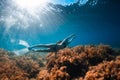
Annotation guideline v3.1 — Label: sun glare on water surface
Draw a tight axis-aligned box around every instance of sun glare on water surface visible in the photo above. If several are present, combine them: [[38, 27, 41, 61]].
[[14, 0, 49, 10], [0, 0, 63, 34]]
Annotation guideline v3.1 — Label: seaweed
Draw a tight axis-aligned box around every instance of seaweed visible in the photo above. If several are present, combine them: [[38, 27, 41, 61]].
[[37, 66, 70, 80], [0, 49, 43, 79], [39, 44, 120, 79], [0, 44, 120, 80], [0, 52, 29, 79], [84, 60, 120, 80], [15, 56, 40, 78]]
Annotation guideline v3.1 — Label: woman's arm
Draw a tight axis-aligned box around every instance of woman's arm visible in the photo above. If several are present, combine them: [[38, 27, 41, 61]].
[[60, 34, 76, 45]]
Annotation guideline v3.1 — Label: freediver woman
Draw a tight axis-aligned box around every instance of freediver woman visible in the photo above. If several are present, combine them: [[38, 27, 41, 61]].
[[28, 34, 76, 52]]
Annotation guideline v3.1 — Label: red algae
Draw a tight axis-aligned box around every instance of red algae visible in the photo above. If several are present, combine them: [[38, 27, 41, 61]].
[[84, 60, 120, 80], [0, 49, 43, 79], [0, 44, 120, 80], [0, 54, 29, 79], [37, 66, 70, 80], [38, 44, 120, 80], [15, 56, 40, 78]]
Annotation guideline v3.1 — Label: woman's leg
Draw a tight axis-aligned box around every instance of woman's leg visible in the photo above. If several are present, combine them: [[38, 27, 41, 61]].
[[28, 43, 56, 50]]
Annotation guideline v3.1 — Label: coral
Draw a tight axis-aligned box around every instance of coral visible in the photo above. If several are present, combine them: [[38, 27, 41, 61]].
[[84, 60, 120, 80]]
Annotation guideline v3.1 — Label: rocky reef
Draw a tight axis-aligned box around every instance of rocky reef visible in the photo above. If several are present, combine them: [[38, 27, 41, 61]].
[[0, 44, 120, 80]]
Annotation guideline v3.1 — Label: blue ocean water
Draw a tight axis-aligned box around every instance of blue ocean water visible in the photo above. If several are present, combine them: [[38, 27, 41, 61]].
[[0, 0, 120, 51]]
